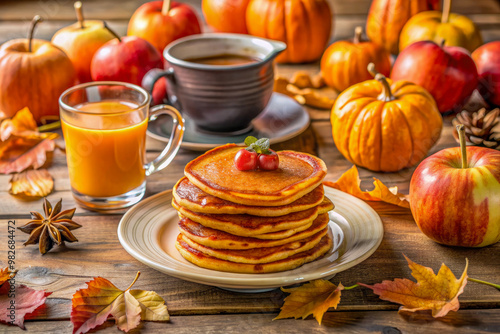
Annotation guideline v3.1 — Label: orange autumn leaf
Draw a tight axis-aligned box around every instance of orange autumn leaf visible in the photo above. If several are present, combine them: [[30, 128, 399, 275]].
[[71, 272, 169, 334], [0, 107, 59, 174], [359, 255, 468, 318], [0, 267, 16, 286], [9, 169, 54, 199], [274, 280, 344, 325], [324, 165, 410, 209], [0, 107, 38, 141]]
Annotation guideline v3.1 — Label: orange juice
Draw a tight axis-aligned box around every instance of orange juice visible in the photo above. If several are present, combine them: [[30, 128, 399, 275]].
[[62, 101, 148, 197]]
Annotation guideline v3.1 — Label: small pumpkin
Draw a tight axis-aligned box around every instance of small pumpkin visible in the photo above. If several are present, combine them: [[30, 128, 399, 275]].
[[320, 26, 391, 92], [331, 64, 443, 172], [366, 0, 439, 55], [399, 0, 482, 53], [202, 0, 250, 34], [246, 0, 332, 63]]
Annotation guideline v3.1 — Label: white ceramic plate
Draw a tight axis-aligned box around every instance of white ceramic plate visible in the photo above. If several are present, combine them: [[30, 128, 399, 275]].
[[117, 187, 383, 292]]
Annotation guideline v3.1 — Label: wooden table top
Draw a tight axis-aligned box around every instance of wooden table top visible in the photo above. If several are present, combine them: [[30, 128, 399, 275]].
[[1, 0, 500, 333]]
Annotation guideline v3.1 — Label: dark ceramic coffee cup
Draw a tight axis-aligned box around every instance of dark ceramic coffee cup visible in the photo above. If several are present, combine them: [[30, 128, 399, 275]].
[[143, 33, 286, 133]]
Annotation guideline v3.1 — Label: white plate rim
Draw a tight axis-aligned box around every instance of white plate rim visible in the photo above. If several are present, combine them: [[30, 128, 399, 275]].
[[117, 187, 383, 289]]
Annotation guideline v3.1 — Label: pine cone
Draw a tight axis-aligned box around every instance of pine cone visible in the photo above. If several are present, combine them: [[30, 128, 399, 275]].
[[452, 108, 500, 150]]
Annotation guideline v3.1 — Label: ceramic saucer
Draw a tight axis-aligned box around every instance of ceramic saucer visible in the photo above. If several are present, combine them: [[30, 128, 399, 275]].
[[147, 93, 310, 151]]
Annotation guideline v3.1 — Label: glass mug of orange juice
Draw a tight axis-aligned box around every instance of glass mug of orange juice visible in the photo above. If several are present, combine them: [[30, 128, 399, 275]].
[[59, 82, 184, 211]]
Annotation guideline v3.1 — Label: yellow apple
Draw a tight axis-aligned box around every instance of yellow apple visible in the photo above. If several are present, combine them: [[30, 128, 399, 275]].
[[52, 2, 114, 83]]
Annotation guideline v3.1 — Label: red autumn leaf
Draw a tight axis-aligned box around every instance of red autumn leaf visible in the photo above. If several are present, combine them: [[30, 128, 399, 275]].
[[275, 280, 344, 325], [0, 281, 51, 329], [0, 107, 59, 174], [359, 255, 468, 317], [324, 165, 410, 208], [71, 277, 124, 334]]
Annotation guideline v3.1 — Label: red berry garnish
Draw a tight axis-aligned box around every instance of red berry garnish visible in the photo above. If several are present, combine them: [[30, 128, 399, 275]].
[[258, 149, 279, 170], [234, 148, 258, 171]]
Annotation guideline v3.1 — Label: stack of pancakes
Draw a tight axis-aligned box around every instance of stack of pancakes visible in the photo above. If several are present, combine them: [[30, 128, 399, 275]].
[[173, 144, 333, 274]]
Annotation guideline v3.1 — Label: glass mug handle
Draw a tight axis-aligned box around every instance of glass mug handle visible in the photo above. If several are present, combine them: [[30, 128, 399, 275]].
[[144, 105, 185, 176]]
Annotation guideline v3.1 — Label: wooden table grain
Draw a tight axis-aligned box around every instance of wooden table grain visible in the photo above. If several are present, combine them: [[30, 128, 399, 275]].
[[0, 0, 500, 333]]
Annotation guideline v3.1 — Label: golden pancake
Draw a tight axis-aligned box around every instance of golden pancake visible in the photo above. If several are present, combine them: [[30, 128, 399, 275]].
[[184, 144, 327, 206], [178, 213, 329, 249], [179, 227, 327, 264], [176, 234, 332, 274], [173, 177, 326, 216], [173, 198, 334, 237]]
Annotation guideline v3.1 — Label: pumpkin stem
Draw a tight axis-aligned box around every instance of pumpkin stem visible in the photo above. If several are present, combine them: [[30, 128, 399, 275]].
[[442, 0, 451, 24], [368, 63, 394, 101], [456, 124, 468, 168], [28, 15, 43, 53], [162, 0, 171, 15], [102, 21, 121, 42], [353, 26, 363, 44], [74, 1, 84, 29]]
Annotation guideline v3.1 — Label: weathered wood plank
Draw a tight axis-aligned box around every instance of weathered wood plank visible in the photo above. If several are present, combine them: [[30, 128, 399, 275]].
[[3, 309, 498, 334], [2, 14, 500, 45], [1, 207, 498, 320], [0, 0, 498, 21]]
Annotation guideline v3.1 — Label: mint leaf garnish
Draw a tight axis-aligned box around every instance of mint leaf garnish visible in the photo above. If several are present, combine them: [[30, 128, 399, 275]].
[[244, 136, 272, 154], [244, 136, 258, 146]]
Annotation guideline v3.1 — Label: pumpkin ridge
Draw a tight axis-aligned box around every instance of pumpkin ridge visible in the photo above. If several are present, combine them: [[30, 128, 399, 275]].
[[392, 100, 414, 168]]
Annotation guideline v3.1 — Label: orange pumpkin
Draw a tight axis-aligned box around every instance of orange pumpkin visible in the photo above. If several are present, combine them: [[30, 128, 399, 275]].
[[399, 0, 483, 53], [320, 26, 391, 92], [366, 0, 440, 54], [331, 64, 443, 172], [202, 0, 250, 34], [246, 0, 332, 63]]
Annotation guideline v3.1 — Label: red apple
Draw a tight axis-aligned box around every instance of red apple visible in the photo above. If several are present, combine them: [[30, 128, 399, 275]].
[[409, 125, 500, 247], [0, 16, 76, 123], [52, 2, 115, 83], [91, 24, 163, 86], [472, 41, 500, 106], [391, 41, 478, 114], [127, 0, 202, 54]]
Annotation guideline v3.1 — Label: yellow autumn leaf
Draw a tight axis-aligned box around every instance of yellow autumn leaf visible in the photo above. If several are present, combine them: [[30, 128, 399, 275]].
[[9, 169, 54, 199], [274, 280, 344, 325], [359, 255, 468, 317], [324, 165, 410, 209], [110, 290, 142, 332], [129, 290, 170, 322]]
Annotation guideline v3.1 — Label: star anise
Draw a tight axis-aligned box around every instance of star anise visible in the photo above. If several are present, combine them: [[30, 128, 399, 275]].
[[17, 198, 81, 254]]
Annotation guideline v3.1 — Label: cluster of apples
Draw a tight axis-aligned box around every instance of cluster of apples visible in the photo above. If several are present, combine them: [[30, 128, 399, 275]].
[[0, 0, 202, 124]]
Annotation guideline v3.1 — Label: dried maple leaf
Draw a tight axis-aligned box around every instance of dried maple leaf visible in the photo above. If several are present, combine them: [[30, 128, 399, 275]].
[[359, 255, 469, 317], [274, 280, 344, 325], [0, 282, 51, 329], [71, 272, 169, 334], [324, 165, 410, 209], [0, 107, 58, 174], [9, 169, 54, 199]]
